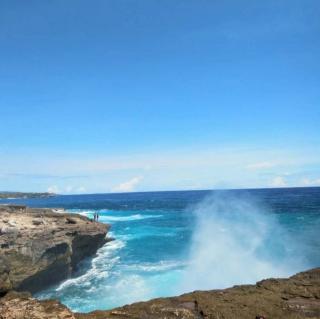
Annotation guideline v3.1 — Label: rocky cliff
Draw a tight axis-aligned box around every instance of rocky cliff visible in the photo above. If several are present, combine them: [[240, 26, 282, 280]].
[[1, 268, 319, 318], [0, 205, 109, 295]]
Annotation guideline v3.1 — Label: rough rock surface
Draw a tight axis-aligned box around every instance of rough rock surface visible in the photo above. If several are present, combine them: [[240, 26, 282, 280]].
[[0, 205, 109, 295], [1, 268, 319, 319], [77, 267, 320, 319], [0, 291, 75, 319]]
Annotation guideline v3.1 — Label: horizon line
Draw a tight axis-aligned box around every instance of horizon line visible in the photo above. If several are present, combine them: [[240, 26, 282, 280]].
[[1, 185, 320, 197]]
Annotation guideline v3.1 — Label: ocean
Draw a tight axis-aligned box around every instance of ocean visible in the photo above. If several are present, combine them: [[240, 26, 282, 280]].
[[1, 187, 320, 313]]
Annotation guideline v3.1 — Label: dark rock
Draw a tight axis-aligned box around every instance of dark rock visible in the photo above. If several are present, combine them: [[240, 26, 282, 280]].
[[66, 217, 77, 225], [32, 219, 43, 226]]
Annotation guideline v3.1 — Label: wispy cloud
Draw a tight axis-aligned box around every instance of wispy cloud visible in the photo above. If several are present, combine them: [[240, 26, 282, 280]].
[[47, 185, 87, 194], [300, 178, 320, 187], [47, 185, 60, 193], [6, 173, 88, 179], [246, 161, 276, 170], [1, 146, 319, 193], [270, 176, 287, 187], [111, 176, 143, 193]]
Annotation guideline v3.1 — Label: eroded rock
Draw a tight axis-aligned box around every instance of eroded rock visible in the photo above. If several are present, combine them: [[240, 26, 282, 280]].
[[0, 291, 75, 319], [77, 268, 320, 319], [0, 205, 110, 295], [0, 267, 319, 318]]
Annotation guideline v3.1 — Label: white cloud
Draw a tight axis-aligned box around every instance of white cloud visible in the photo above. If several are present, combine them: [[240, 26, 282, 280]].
[[63, 185, 87, 194], [111, 176, 143, 193], [47, 185, 87, 194], [270, 176, 287, 187], [246, 161, 276, 170], [301, 178, 320, 186], [3, 146, 318, 193], [77, 186, 87, 193], [47, 185, 60, 193]]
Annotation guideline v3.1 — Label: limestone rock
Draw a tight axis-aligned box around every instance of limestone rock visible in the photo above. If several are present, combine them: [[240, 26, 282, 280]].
[[78, 268, 320, 319], [0, 291, 75, 319], [0, 205, 109, 295], [0, 267, 319, 319]]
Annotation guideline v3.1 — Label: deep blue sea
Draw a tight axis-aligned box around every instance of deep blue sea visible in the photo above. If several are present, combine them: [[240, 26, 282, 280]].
[[1, 188, 320, 312]]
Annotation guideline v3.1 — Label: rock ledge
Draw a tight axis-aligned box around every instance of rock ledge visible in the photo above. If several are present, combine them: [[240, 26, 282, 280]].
[[0, 205, 109, 295]]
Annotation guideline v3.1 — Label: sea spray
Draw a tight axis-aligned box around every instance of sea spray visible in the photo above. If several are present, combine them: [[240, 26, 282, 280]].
[[180, 192, 307, 291]]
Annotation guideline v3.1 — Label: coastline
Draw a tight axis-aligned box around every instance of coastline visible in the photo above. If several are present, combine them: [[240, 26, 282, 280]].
[[0, 192, 56, 200], [1, 268, 319, 318], [1, 204, 319, 318]]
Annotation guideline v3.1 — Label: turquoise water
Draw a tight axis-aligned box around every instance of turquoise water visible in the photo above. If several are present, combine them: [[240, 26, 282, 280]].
[[2, 188, 320, 312]]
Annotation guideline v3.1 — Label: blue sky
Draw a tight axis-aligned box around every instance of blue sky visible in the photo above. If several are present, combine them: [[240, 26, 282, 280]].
[[0, 0, 319, 193]]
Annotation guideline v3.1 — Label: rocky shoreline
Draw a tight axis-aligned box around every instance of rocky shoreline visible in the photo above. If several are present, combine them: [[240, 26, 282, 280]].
[[0, 268, 319, 318], [0, 205, 319, 318], [0, 205, 109, 295]]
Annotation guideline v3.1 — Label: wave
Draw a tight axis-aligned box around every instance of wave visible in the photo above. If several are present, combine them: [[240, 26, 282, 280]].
[[69, 210, 162, 222], [55, 239, 125, 291], [70, 210, 94, 217], [122, 260, 187, 273], [99, 214, 162, 222]]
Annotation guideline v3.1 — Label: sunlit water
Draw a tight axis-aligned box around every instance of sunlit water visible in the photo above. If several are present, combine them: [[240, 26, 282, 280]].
[[2, 188, 320, 312]]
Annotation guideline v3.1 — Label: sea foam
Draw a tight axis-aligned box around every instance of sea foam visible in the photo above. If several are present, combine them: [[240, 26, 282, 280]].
[[55, 239, 125, 291], [100, 214, 162, 222]]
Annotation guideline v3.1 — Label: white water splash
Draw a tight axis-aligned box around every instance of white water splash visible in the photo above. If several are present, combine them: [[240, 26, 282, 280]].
[[180, 192, 307, 291], [55, 239, 125, 291]]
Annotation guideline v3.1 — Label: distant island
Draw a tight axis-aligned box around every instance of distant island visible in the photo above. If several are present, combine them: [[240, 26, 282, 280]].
[[0, 192, 56, 199]]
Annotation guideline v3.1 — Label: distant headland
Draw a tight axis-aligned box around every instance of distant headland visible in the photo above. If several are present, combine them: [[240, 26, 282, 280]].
[[0, 192, 56, 199]]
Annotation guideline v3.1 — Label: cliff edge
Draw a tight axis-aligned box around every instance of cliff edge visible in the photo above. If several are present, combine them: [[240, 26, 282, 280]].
[[0, 205, 109, 295]]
